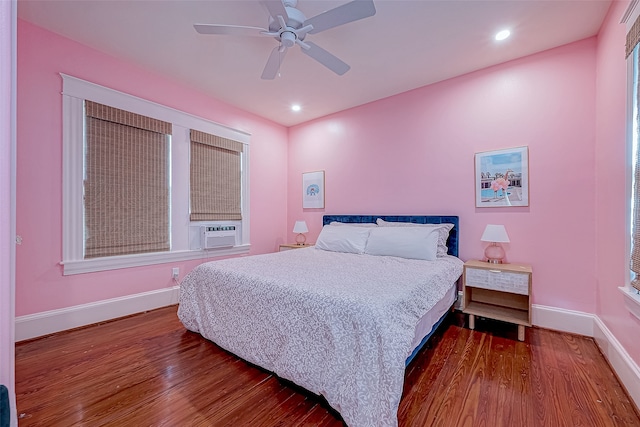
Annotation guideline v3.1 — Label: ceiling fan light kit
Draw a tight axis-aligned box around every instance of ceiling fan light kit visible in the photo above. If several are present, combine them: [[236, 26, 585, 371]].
[[194, 0, 376, 79]]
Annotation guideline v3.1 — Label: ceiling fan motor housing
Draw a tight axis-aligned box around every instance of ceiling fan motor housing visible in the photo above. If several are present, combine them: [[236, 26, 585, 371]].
[[284, 7, 305, 29], [268, 5, 307, 44]]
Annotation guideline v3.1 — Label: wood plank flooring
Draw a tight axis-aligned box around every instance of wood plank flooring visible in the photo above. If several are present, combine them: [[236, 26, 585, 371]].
[[15, 306, 640, 426]]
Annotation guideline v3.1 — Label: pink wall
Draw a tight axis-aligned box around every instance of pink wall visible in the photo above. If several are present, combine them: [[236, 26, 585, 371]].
[[289, 38, 598, 313], [1, 0, 16, 422], [595, 0, 640, 363], [16, 20, 289, 316]]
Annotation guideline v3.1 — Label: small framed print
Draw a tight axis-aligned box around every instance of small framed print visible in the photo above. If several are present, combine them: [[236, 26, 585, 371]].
[[303, 171, 325, 209], [475, 146, 529, 208]]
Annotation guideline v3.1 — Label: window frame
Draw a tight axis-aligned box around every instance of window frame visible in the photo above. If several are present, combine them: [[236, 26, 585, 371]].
[[61, 74, 250, 275], [624, 3, 640, 319]]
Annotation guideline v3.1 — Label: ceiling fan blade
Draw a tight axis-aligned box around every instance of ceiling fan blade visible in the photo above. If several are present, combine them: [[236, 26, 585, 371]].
[[261, 46, 287, 80], [305, 0, 376, 34], [261, 0, 289, 21], [300, 41, 350, 76], [194, 24, 268, 37]]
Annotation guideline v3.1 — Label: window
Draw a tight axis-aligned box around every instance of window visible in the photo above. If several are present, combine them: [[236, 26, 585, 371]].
[[189, 130, 243, 221], [84, 101, 171, 258], [630, 15, 640, 293], [625, 7, 640, 320], [61, 74, 250, 275]]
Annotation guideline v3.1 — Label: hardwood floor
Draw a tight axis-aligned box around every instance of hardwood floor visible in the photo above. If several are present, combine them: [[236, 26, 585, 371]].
[[15, 306, 640, 426]]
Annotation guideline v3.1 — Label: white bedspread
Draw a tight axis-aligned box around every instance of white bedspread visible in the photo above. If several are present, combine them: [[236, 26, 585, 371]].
[[177, 247, 463, 427]]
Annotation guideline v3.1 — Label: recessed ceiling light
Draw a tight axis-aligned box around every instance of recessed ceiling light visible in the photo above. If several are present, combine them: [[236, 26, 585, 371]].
[[495, 29, 511, 41], [291, 104, 301, 112]]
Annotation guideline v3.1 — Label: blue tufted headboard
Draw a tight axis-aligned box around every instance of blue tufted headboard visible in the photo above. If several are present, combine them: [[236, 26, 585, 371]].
[[322, 215, 459, 258]]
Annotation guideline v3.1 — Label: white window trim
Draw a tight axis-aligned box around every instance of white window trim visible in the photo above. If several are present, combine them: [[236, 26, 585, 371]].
[[619, 286, 640, 321], [61, 246, 251, 275], [61, 74, 251, 275]]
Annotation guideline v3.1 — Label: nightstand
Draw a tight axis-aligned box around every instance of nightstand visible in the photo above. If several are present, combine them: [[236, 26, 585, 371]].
[[462, 260, 532, 341], [279, 244, 313, 251]]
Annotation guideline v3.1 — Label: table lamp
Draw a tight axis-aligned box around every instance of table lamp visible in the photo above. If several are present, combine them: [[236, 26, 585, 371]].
[[480, 224, 510, 264], [293, 220, 309, 245]]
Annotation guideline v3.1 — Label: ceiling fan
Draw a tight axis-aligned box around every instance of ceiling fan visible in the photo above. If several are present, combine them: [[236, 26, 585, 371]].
[[194, 0, 376, 80]]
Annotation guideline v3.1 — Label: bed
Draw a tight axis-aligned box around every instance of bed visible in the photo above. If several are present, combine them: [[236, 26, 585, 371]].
[[178, 215, 463, 427]]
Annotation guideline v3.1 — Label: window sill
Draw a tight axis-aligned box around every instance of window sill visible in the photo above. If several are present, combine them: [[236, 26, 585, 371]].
[[61, 245, 250, 275], [619, 286, 640, 321]]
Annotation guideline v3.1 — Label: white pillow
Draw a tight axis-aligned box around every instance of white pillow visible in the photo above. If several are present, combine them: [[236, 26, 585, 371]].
[[329, 221, 377, 227], [364, 227, 438, 260], [375, 219, 454, 257], [315, 225, 372, 254]]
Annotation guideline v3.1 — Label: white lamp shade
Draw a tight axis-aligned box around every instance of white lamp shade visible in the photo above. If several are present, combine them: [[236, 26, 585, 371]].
[[293, 220, 309, 234], [480, 224, 510, 243]]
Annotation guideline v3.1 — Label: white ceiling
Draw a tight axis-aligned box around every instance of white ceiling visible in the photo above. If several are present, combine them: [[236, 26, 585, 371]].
[[18, 0, 612, 127]]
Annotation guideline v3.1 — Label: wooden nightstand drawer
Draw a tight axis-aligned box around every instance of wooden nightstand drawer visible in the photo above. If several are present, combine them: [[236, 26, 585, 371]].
[[465, 267, 529, 295]]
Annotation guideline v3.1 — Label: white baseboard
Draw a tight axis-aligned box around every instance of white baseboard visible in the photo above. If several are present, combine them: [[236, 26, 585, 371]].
[[592, 316, 640, 409], [15, 286, 179, 341], [531, 304, 595, 337], [532, 304, 640, 409]]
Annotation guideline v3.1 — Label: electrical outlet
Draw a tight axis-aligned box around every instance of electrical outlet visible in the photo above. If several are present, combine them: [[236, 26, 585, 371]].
[[172, 267, 179, 279]]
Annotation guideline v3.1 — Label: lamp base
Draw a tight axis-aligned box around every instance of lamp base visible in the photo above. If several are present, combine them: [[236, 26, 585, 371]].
[[295, 233, 307, 245], [484, 243, 505, 264]]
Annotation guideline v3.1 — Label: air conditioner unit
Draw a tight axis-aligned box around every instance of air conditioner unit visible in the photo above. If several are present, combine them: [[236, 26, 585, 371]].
[[202, 225, 236, 249]]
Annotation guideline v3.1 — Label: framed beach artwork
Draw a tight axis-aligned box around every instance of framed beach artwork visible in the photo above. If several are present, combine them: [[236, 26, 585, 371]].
[[475, 146, 529, 208], [303, 170, 325, 209]]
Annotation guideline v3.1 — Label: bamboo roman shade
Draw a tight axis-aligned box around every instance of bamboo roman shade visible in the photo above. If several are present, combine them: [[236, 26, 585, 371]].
[[627, 13, 640, 58], [84, 101, 171, 258], [190, 129, 243, 221]]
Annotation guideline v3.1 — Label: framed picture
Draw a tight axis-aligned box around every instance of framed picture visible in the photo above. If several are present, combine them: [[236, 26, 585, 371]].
[[303, 170, 325, 209], [475, 146, 529, 208]]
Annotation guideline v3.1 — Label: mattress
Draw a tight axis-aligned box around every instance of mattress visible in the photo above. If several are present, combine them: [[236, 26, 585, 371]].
[[178, 247, 463, 427], [410, 282, 457, 351]]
